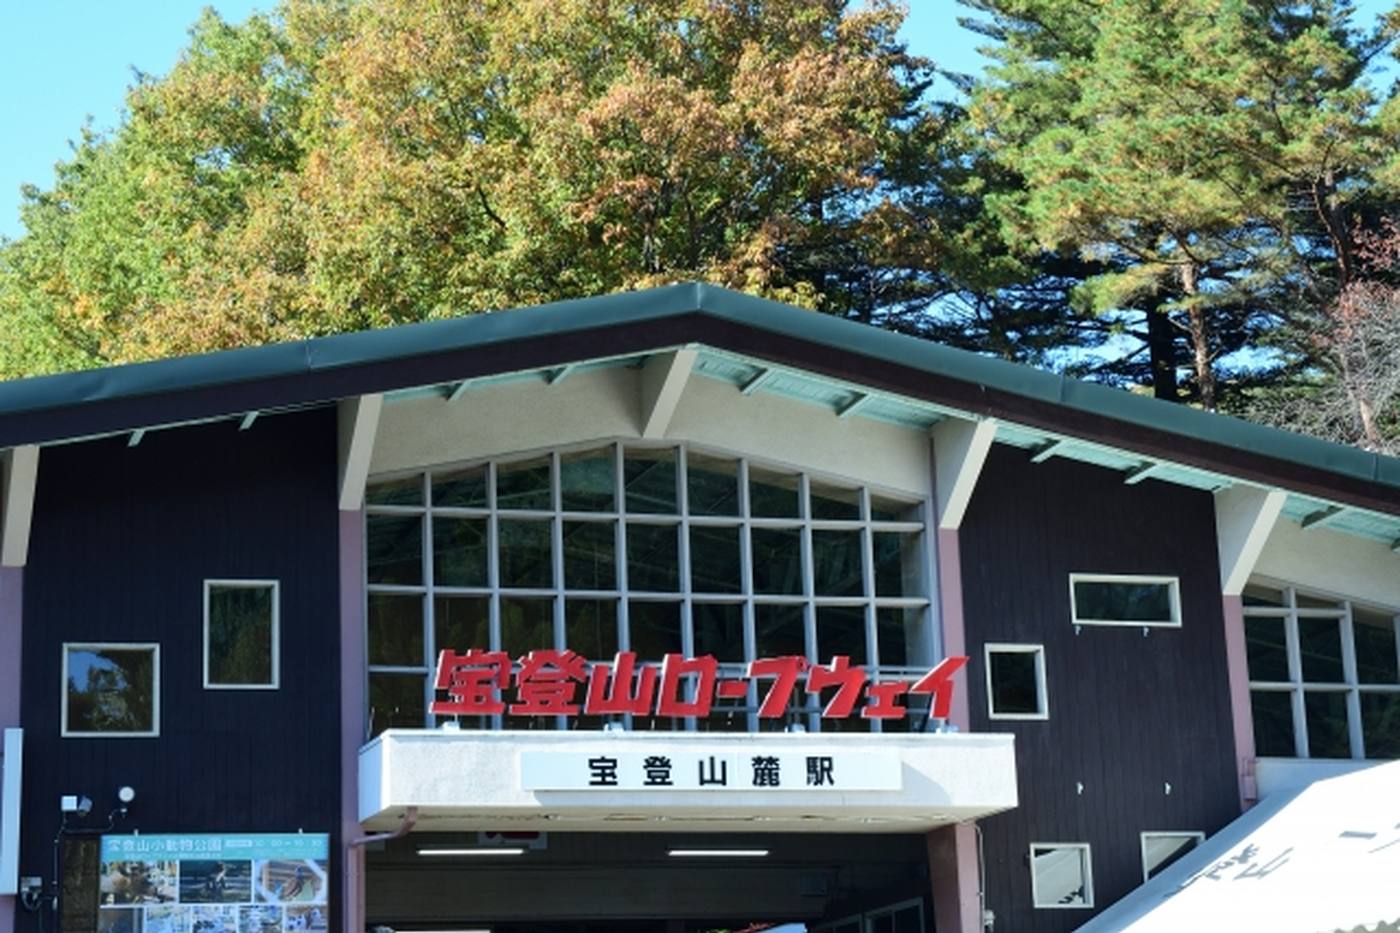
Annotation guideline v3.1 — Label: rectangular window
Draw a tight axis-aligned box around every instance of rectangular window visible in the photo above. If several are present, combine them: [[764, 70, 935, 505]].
[[1030, 843, 1093, 908], [62, 644, 159, 737], [1243, 581, 1400, 760], [985, 644, 1049, 720], [204, 580, 279, 689], [1140, 831, 1203, 881], [1070, 574, 1181, 627]]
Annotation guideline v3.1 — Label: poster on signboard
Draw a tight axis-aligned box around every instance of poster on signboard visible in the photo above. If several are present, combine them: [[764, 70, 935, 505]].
[[98, 833, 329, 932]]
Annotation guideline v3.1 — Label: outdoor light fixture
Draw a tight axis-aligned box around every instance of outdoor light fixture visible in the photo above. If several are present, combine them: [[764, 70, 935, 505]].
[[59, 795, 92, 817], [415, 847, 527, 857], [117, 786, 136, 804], [666, 848, 770, 858]]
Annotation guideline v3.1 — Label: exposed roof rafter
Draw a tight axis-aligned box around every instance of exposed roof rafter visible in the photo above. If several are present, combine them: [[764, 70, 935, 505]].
[[239, 411, 259, 431], [740, 368, 776, 396], [1123, 462, 1162, 485], [1300, 505, 1346, 530], [1029, 439, 1066, 464], [836, 393, 872, 419]]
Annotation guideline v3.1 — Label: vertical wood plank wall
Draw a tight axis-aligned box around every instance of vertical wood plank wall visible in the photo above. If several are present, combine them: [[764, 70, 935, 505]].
[[17, 410, 342, 928], [961, 447, 1241, 933]]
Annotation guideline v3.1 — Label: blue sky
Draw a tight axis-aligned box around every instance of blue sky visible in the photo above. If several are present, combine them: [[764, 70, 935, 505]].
[[0, 0, 1391, 241]]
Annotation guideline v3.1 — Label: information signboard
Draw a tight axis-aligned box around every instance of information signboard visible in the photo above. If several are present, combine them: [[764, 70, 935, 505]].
[[97, 833, 329, 932]]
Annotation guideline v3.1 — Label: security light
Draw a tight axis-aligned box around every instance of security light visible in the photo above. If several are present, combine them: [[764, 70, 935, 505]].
[[59, 795, 92, 817]]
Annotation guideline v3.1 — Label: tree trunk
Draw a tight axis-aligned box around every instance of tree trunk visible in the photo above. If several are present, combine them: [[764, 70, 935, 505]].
[[1146, 305, 1178, 401], [1180, 262, 1216, 411]]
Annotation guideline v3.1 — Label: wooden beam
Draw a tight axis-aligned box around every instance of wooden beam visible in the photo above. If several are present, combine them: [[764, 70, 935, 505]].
[[338, 394, 384, 511], [127, 429, 146, 448], [932, 417, 998, 531], [239, 411, 260, 431], [1029, 439, 1066, 463], [545, 363, 577, 386], [446, 380, 471, 403], [836, 393, 873, 419], [1391, 537, 1400, 554], [739, 368, 775, 396], [1214, 485, 1287, 596], [1300, 505, 1346, 530], [1, 446, 39, 568], [1123, 461, 1161, 485], [639, 349, 697, 439]]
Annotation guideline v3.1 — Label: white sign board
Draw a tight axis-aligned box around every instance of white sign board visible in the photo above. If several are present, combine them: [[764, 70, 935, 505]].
[[521, 750, 901, 792], [0, 728, 21, 896]]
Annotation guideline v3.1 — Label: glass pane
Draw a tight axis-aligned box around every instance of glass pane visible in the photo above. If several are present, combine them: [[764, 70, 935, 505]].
[[433, 517, 488, 587], [501, 597, 554, 658], [628, 601, 682, 660], [624, 448, 677, 514], [566, 599, 618, 660], [1361, 692, 1400, 758], [1298, 618, 1344, 682], [812, 530, 864, 597], [1304, 690, 1351, 758], [1073, 579, 1174, 623], [870, 916, 894, 933], [560, 447, 615, 512], [1242, 583, 1286, 608], [368, 594, 424, 666], [815, 606, 866, 665], [498, 519, 553, 589], [65, 648, 156, 733], [810, 482, 860, 520], [876, 607, 915, 667], [626, 523, 679, 592], [1245, 617, 1290, 682], [687, 452, 739, 516], [693, 602, 746, 662], [434, 596, 489, 656], [366, 475, 422, 506], [870, 493, 920, 522], [1032, 847, 1089, 906], [1297, 592, 1343, 610], [1353, 609, 1399, 685], [690, 525, 741, 594], [432, 465, 487, 508], [1144, 835, 1200, 880], [990, 650, 1041, 716], [749, 467, 799, 518], [366, 514, 422, 585], [874, 532, 922, 598], [563, 521, 616, 590], [755, 604, 806, 658], [497, 456, 552, 511], [368, 672, 424, 735], [894, 906, 922, 933], [1250, 690, 1296, 756], [207, 585, 274, 685], [751, 528, 802, 595]]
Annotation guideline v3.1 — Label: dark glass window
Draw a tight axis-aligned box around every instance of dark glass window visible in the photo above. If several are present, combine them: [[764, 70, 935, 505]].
[[1250, 689, 1296, 756], [694, 602, 746, 662], [690, 525, 741, 594], [434, 596, 489, 654], [566, 599, 618, 660], [498, 519, 553, 589], [1353, 609, 1398, 685], [1304, 690, 1351, 758], [1245, 617, 1290, 682], [1072, 578, 1176, 624], [626, 523, 679, 592], [206, 584, 275, 686], [560, 447, 614, 512], [755, 604, 806, 658], [367, 475, 423, 506], [988, 648, 1043, 717], [432, 465, 487, 508], [624, 448, 677, 513], [687, 452, 738, 516], [369, 672, 425, 736], [500, 598, 554, 658], [1298, 618, 1344, 682], [750, 468, 800, 518], [873, 532, 921, 597], [628, 601, 682, 660], [64, 646, 157, 735], [877, 607, 914, 667], [809, 482, 860, 520], [1361, 693, 1400, 758], [366, 514, 422, 585], [433, 517, 488, 587], [816, 606, 866, 665], [368, 594, 424, 666], [752, 528, 802, 595], [563, 521, 616, 590], [812, 530, 863, 597], [497, 456, 552, 510]]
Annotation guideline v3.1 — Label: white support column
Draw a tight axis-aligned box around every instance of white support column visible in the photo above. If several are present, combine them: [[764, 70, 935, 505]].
[[1, 446, 39, 569], [1214, 484, 1287, 596], [338, 394, 384, 511], [638, 348, 697, 439], [931, 418, 997, 531]]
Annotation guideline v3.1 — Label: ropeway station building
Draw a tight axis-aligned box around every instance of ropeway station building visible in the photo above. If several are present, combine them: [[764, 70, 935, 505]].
[[0, 282, 1396, 933]]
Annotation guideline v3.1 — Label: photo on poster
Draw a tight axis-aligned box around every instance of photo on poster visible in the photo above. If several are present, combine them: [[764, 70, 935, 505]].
[[256, 860, 328, 904], [99, 860, 178, 905], [284, 905, 328, 930], [96, 908, 143, 933], [141, 905, 183, 933], [178, 860, 252, 904], [238, 904, 284, 932], [188, 905, 239, 933]]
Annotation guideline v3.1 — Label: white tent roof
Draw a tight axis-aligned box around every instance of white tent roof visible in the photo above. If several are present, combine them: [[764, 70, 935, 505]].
[[1081, 760, 1400, 933]]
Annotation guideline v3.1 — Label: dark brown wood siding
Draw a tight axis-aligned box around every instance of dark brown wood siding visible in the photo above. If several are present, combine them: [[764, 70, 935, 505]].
[[960, 446, 1240, 933], [17, 408, 341, 926]]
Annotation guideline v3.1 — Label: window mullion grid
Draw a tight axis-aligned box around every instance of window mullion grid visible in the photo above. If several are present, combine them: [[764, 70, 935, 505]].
[[1341, 600, 1363, 758], [860, 486, 880, 734], [1285, 587, 1308, 757], [551, 450, 567, 731], [677, 446, 696, 732], [738, 457, 758, 732], [421, 471, 436, 728], [487, 459, 503, 730], [613, 443, 632, 729], [799, 472, 818, 731]]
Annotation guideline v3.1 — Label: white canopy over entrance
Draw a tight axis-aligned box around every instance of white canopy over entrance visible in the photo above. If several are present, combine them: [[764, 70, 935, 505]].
[[359, 729, 1017, 833], [1082, 760, 1400, 933]]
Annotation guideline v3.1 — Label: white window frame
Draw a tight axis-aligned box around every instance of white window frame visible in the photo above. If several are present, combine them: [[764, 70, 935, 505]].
[[1139, 831, 1204, 882], [60, 643, 160, 738], [1029, 842, 1094, 909], [985, 643, 1049, 721], [1069, 573, 1182, 628], [203, 579, 281, 690]]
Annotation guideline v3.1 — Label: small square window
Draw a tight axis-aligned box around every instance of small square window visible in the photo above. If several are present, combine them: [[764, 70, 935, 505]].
[[205, 581, 279, 689], [1070, 574, 1181, 627], [1030, 843, 1093, 908], [1140, 832, 1203, 881], [985, 644, 1048, 720], [62, 644, 159, 737]]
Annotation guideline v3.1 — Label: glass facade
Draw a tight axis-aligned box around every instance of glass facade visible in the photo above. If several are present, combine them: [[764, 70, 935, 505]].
[[365, 443, 932, 735]]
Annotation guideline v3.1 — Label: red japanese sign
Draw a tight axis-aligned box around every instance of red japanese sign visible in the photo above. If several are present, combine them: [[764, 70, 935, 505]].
[[429, 650, 968, 721]]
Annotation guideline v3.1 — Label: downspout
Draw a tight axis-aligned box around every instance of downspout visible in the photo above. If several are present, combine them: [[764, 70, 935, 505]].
[[349, 807, 418, 848]]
